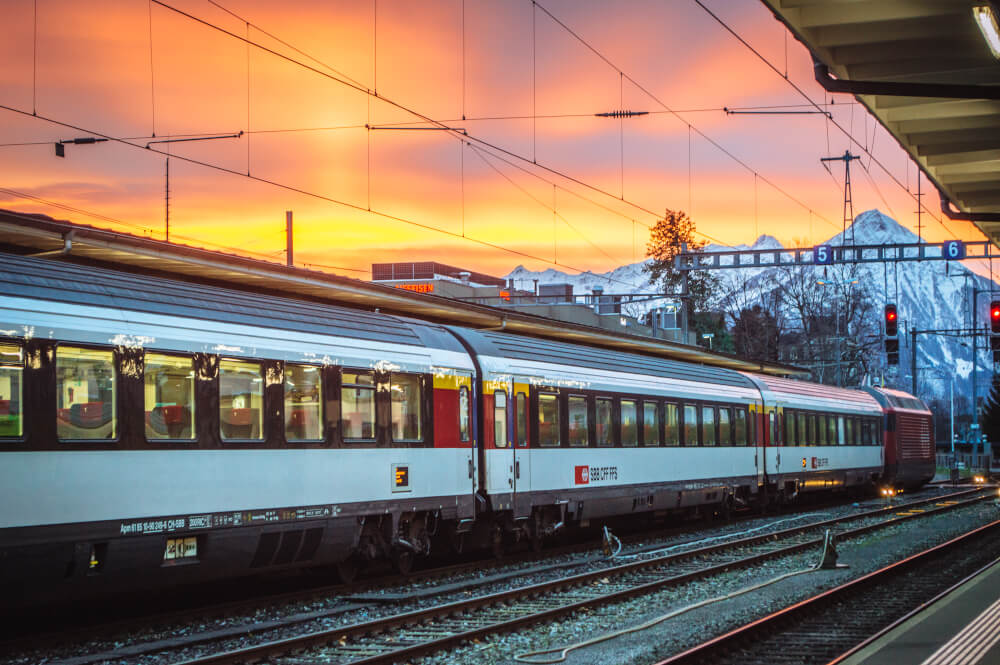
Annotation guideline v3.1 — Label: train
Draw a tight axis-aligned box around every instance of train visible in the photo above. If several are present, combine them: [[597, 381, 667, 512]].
[[0, 252, 935, 609]]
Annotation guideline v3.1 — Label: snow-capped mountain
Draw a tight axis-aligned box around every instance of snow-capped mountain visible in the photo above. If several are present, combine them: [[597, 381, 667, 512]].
[[505, 210, 995, 401]]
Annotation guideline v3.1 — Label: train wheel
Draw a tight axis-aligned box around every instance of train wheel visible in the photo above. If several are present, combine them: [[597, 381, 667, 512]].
[[392, 549, 415, 576]]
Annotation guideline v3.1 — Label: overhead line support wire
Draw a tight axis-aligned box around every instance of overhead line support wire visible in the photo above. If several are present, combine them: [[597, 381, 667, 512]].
[[688, 0, 967, 242], [1, 103, 639, 284], [469, 144, 626, 266], [531, 0, 838, 231], [147, 0, 725, 244]]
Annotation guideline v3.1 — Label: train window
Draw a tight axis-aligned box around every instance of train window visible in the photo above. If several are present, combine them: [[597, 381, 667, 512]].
[[621, 400, 638, 447], [844, 417, 854, 446], [665, 402, 679, 446], [0, 343, 23, 438], [827, 416, 837, 446], [390, 373, 423, 441], [718, 407, 731, 446], [855, 418, 863, 445], [219, 359, 263, 441], [516, 392, 528, 447], [860, 419, 870, 446], [342, 370, 376, 440], [797, 412, 806, 446], [836, 416, 845, 445], [538, 393, 560, 447], [784, 411, 795, 446], [733, 408, 746, 446], [284, 364, 322, 441], [809, 414, 817, 445], [596, 398, 613, 447], [568, 396, 588, 447], [769, 412, 777, 446], [145, 353, 195, 440], [870, 418, 880, 445], [494, 391, 508, 448], [57, 346, 116, 441], [683, 404, 698, 446], [702, 406, 716, 446], [459, 386, 471, 442], [643, 401, 660, 446]]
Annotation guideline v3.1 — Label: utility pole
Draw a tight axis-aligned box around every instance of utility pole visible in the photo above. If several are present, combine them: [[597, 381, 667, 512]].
[[165, 157, 170, 242], [680, 242, 689, 344], [286, 210, 293, 267], [820, 150, 861, 246], [911, 327, 918, 396]]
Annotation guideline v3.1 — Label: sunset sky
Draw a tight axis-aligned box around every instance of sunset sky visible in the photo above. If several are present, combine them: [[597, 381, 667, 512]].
[[0, 0, 989, 278]]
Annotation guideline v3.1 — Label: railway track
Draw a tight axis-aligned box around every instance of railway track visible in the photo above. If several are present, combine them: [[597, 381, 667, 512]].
[[5, 487, 925, 660], [135, 488, 993, 665], [657, 518, 1000, 665]]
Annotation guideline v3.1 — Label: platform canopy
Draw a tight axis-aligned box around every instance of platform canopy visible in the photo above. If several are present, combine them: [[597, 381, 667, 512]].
[[762, 0, 1000, 240]]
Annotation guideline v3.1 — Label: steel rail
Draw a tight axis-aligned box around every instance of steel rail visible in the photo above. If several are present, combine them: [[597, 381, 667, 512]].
[[170, 490, 993, 665], [656, 518, 1000, 665]]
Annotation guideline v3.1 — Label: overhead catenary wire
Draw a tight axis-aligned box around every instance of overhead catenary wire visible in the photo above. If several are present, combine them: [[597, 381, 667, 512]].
[[0, 187, 375, 272], [687, 0, 973, 244], [531, 0, 839, 232], [0, 103, 645, 286], [148, 0, 808, 245], [469, 144, 627, 266]]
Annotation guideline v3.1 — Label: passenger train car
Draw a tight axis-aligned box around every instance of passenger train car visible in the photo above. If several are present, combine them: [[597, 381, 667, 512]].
[[0, 253, 934, 609]]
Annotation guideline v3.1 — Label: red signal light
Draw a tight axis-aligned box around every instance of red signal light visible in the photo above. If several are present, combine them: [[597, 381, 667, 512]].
[[884, 304, 898, 337], [992, 301, 1000, 334]]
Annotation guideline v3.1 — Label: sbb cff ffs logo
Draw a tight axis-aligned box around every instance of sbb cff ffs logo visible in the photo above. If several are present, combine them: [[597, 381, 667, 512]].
[[575, 465, 590, 484]]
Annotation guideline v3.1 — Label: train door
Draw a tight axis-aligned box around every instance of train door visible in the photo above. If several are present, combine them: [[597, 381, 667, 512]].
[[484, 378, 514, 506], [772, 406, 782, 475], [750, 402, 765, 489], [512, 379, 532, 518], [454, 372, 477, 500]]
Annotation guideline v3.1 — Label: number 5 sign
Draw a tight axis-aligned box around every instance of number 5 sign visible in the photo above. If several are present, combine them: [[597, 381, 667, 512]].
[[943, 239, 965, 260], [813, 245, 833, 265]]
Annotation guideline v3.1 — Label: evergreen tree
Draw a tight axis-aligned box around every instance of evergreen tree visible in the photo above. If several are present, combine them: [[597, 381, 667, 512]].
[[643, 209, 720, 322]]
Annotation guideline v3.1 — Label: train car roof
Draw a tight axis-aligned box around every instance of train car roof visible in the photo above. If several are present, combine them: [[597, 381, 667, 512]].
[[452, 327, 758, 389], [742, 373, 883, 413], [863, 387, 931, 414], [0, 253, 466, 354], [0, 210, 810, 377]]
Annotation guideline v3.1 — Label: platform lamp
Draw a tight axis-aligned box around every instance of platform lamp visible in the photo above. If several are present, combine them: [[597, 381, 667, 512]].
[[974, 3, 1000, 59]]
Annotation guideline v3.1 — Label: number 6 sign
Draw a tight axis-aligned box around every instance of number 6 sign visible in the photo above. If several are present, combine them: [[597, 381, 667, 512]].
[[943, 240, 965, 260]]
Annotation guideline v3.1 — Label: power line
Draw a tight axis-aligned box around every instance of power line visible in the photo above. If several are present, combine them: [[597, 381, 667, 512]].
[[0, 103, 647, 285], [0, 186, 371, 270], [144, 0, 751, 245], [687, 0, 974, 244], [531, 0, 840, 232], [468, 143, 627, 266]]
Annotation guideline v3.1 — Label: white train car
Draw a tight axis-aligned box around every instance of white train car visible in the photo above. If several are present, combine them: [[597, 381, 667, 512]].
[[743, 373, 885, 501], [449, 328, 766, 542], [0, 254, 477, 607]]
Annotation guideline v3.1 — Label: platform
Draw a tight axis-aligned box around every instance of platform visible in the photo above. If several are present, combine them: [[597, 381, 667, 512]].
[[840, 556, 1000, 665]]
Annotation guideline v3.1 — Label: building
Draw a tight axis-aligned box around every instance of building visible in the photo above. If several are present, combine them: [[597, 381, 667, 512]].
[[370, 261, 689, 343]]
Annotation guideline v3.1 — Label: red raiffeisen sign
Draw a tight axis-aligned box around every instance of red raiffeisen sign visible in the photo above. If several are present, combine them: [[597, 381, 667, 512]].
[[575, 465, 619, 484]]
